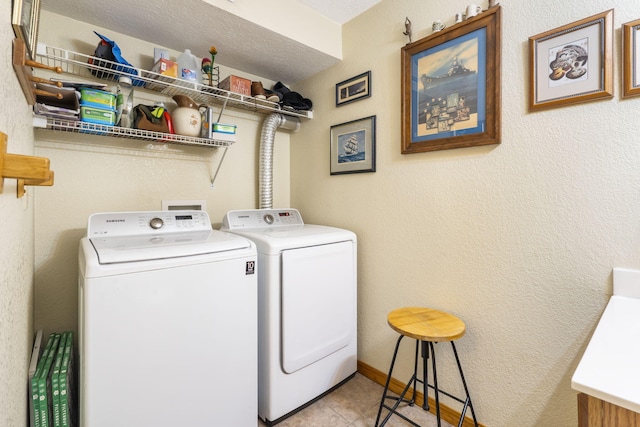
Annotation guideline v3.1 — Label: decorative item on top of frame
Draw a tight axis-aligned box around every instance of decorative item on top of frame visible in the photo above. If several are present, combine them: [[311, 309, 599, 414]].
[[623, 18, 640, 99], [12, 0, 41, 61], [401, 5, 501, 154], [330, 115, 376, 175], [336, 71, 371, 106], [529, 9, 613, 111]]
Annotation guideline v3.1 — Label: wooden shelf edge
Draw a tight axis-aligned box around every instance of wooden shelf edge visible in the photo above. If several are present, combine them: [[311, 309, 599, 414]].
[[13, 39, 36, 105]]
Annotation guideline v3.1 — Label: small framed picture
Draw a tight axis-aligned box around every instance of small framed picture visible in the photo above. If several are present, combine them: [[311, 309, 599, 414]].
[[336, 71, 371, 106], [622, 18, 640, 98], [529, 10, 613, 111], [330, 116, 376, 175]]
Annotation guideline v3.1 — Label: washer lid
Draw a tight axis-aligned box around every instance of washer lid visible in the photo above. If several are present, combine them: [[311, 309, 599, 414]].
[[89, 230, 251, 264], [86, 210, 251, 264]]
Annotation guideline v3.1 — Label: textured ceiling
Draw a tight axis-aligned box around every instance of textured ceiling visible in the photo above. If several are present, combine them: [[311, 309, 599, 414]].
[[299, 0, 381, 24], [39, 0, 381, 83]]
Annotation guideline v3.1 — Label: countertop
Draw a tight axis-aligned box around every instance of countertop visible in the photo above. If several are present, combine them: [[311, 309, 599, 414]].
[[571, 268, 640, 414]]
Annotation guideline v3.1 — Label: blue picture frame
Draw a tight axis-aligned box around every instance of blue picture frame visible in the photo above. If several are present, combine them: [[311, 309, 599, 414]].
[[401, 5, 501, 153]]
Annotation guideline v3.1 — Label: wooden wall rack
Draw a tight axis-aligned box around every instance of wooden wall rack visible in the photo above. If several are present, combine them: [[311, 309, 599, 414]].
[[12, 38, 63, 105], [0, 132, 54, 198]]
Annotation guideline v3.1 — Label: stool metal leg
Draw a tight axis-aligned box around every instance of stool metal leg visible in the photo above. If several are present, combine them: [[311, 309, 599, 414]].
[[374, 335, 403, 427], [451, 342, 478, 427], [429, 341, 442, 427], [375, 335, 421, 427], [410, 339, 419, 405], [421, 340, 429, 411]]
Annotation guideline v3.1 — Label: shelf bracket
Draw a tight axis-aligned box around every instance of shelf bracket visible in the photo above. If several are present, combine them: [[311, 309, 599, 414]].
[[210, 147, 228, 188], [1, 131, 55, 198]]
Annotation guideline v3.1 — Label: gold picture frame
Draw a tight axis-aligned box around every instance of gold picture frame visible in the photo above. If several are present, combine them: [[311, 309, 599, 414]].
[[623, 18, 640, 98], [401, 6, 501, 154], [529, 10, 613, 111], [12, 0, 41, 61]]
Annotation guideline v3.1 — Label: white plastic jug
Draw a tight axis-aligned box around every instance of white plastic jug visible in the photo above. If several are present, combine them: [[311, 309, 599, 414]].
[[116, 76, 134, 128], [177, 49, 202, 85]]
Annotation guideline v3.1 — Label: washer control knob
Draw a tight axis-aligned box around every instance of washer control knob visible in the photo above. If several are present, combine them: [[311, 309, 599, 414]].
[[263, 214, 274, 225], [149, 217, 164, 229]]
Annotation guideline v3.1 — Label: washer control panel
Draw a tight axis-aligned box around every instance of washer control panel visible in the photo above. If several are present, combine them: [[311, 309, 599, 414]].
[[87, 210, 211, 237], [222, 209, 304, 230]]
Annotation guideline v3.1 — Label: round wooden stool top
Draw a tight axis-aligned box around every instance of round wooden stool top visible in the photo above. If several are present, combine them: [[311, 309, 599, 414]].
[[387, 307, 466, 342]]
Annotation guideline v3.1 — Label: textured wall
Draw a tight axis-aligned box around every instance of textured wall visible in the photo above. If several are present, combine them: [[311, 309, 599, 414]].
[[23, 2, 640, 426], [0, 7, 38, 427], [291, 1, 640, 426]]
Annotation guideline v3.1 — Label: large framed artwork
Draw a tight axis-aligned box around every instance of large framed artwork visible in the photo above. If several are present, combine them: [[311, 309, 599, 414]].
[[330, 116, 376, 175], [529, 10, 613, 111], [623, 18, 640, 98], [12, 0, 41, 61], [401, 5, 501, 154]]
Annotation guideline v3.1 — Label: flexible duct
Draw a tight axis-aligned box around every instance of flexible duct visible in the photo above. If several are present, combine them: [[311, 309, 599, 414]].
[[259, 113, 301, 209]]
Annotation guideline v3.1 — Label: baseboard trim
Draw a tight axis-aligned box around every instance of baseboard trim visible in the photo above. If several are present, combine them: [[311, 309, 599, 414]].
[[357, 360, 485, 427]]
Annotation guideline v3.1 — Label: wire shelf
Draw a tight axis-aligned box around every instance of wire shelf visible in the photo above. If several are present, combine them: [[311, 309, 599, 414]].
[[35, 44, 312, 119], [41, 117, 234, 148]]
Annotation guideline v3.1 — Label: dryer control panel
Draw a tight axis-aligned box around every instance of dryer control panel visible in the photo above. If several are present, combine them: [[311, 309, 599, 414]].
[[222, 209, 304, 230]]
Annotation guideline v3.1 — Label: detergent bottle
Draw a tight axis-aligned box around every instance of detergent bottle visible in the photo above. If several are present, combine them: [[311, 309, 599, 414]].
[[116, 76, 134, 128]]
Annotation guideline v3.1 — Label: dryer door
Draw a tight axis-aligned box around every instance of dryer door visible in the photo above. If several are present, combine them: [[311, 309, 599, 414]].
[[281, 241, 355, 374]]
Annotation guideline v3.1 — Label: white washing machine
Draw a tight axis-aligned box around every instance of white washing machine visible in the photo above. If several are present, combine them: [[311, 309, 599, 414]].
[[78, 211, 258, 427], [221, 208, 357, 425]]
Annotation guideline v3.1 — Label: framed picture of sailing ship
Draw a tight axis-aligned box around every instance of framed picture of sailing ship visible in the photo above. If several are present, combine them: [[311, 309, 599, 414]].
[[330, 115, 376, 175], [401, 5, 501, 154]]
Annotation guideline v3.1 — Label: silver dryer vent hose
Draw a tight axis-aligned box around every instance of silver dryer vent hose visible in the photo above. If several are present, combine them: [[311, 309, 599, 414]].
[[259, 113, 301, 209]]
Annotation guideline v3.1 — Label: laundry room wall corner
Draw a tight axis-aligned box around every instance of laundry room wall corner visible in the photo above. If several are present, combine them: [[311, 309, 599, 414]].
[[1, 8, 39, 427]]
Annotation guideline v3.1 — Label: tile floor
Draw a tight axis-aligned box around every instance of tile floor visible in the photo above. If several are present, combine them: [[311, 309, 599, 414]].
[[257, 373, 453, 427]]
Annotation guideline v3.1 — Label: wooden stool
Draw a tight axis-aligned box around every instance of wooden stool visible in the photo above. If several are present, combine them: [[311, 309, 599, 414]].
[[374, 307, 478, 427]]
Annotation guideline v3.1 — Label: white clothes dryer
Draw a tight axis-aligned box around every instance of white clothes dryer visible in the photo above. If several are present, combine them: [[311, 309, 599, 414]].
[[221, 208, 357, 425], [78, 211, 257, 427]]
